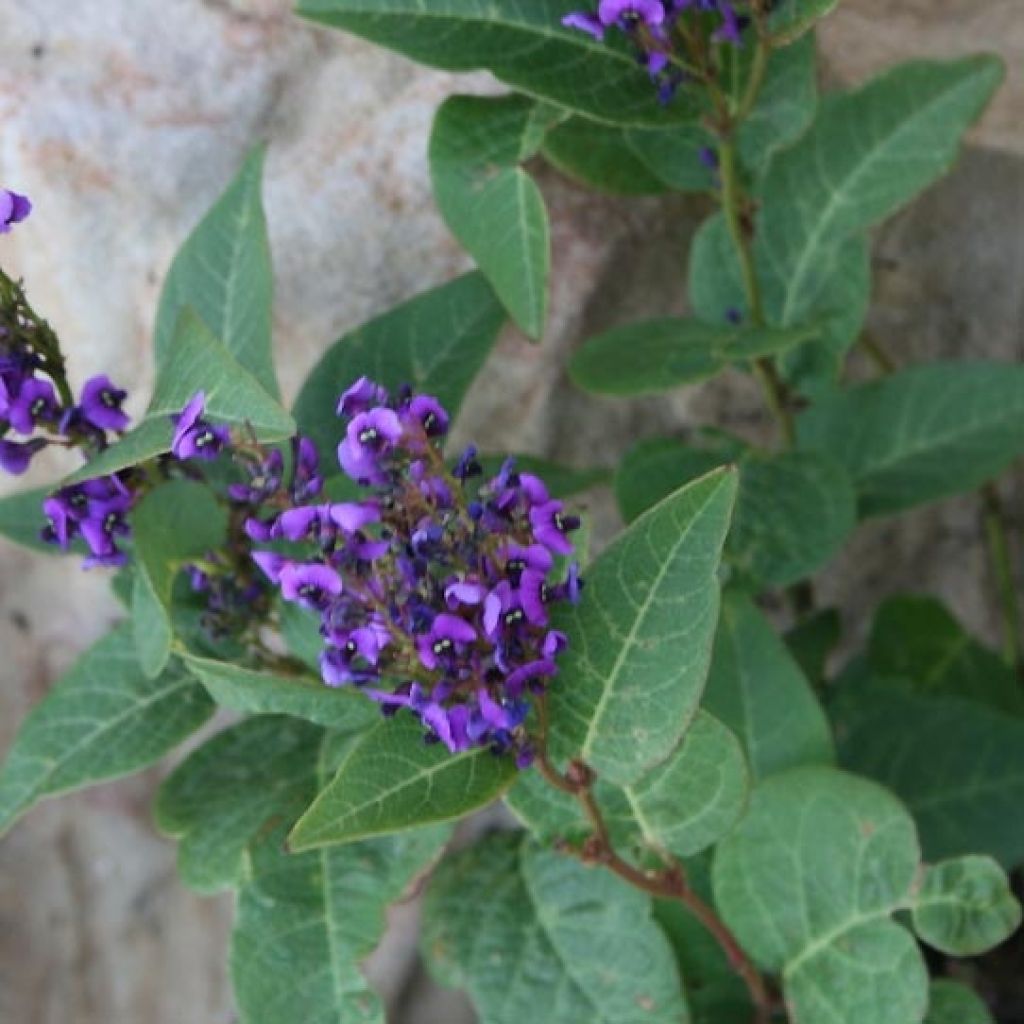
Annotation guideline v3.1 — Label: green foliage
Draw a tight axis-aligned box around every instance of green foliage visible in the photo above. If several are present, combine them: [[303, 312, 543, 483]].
[[547, 468, 737, 785], [289, 714, 518, 849], [292, 271, 505, 459], [785, 607, 842, 688], [713, 767, 929, 1024], [154, 147, 278, 396], [569, 317, 818, 396], [130, 479, 228, 678], [704, 592, 834, 780], [296, 0, 703, 127], [180, 652, 378, 730], [430, 95, 558, 338], [767, 0, 840, 44], [616, 439, 856, 587], [423, 832, 690, 1024], [0, 625, 213, 836], [912, 856, 1021, 956], [798, 362, 1024, 517], [924, 981, 996, 1024], [66, 311, 295, 485]]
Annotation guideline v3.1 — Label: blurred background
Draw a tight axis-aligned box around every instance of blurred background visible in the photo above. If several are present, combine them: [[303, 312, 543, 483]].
[[0, 1, 1021, 1021]]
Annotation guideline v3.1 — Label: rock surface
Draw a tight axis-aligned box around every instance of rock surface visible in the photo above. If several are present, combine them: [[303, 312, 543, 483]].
[[0, 1, 1021, 1021]]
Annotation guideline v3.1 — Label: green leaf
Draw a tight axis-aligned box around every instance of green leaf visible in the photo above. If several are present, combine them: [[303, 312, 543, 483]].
[[868, 595, 1024, 715], [155, 716, 324, 892], [713, 766, 928, 1024], [180, 652, 378, 730], [231, 727, 449, 1024], [508, 711, 749, 861], [625, 124, 715, 192], [767, 0, 840, 44], [423, 832, 690, 1024], [924, 981, 995, 1024], [785, 607, 841, 689], [569, 317, 818, 396], [293, 271, 505, 459], [131, 479, 228, 678], [0, 625, 213, 836], [154, 147, 277, 396], [912, 855, 1021, 956], [548, 467, 738, 785], [431, 95, 557, 338], [66, 311, 295, 485], [797, 362, 1024, 517], [616, 439, 855, 587], [289, 714, 518, 849], [0, 485, 64, 554], [704, 592, 834, 781], [834, 680, 1024, 867], [296, 0, 702, 127], [756, 57, 1002, 339], [543, 117, 669, 195]]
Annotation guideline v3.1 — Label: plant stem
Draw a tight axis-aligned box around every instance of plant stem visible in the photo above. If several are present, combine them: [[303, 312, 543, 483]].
[[981, 482, 1022, 668], [858, 331, 898, 374], [736, 38, 770, 123], [534, 710, 772, 1024]]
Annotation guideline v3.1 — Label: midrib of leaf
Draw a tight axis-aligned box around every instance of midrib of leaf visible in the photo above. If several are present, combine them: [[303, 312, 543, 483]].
[[779, 72, 987, 324], [579, 482, 723, 763]]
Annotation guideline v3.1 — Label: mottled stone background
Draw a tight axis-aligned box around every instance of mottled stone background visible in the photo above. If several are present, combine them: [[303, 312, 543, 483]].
[[0, 1, 1021, 1021]]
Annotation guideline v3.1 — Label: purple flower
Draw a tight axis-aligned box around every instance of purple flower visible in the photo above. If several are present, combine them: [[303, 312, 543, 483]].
[[7, 377, 58, 434], [599, 0, 665, 26], [229, 449, 284, 503], [276, 504, 335, 543], [0, 438, 45, 475], [170, 391, 230, 461], [417, 613, 476, 671], [0, 189, 32, 234], [401, 394, 449, 440], [445, 578, 487, 609], [329, 500, 380, 533], [562, 11, 606, 38], [320, 626, 388, 687], [252, 550, 289, 583], [79, 501, 131, 568], [519, 570, 549, 627], [337, 407, 402, 484], [279, 562, 343, 610], [498, 542, 553, 584], [79, 375, 129, 432], [529, 500, 581, 555], [337, 376, 388, 417]]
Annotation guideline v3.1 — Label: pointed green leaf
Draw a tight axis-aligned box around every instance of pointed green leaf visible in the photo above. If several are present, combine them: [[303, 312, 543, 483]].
[[431, 95, 557, 338], [293, 271, 505, 459], [155, 716, 324, 893], [705, 592, 834, 781], [713, 767, 928, 1024], [131, 479, 228, 677], [154, 147, 277, 396], [912, 856, 1021, 956], [231, 728, 449, 1024], [548, 468, 737, 785], [423, 832, 690, 1024], [616, 440, 855, 587], [66, 311, 295, 485], [289, 714, 517, 849], [0, 625, 213, 836], [925, 981, 995, 1024], [835, 680, 1024, 868], [180, 652, 379, 730], [296, 0, 703, 127], [797, 362, 1024, 516], [543, 117, 669, 195], [569, 317, 818, 396], [509, 711, 748, 861]]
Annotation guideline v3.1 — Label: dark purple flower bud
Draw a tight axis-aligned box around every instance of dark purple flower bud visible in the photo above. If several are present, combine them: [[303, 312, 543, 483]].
[[337, 407, 402, 483], [453, 444, 482, 481], [562, 11, 606, 38], [336, 376, 389, 417], [0, 189, 32, 234], [291, 436, 323, 501], [549, 562, 584, 605], [417, 612, 477, 671], [529, 499, 581, 555], [279, 562, 343, 610], [320, 625, 389, 687], [699, 146, 720, 170], [230, 449, 284, 503], [0, 438, 45, 475], [186, 565, 210, 592], [8, 377, 58, 435], [79, 375, 130, 433], [170, 391, 230, 461], [244, 516, 277, 543], [647, 50, 669, 75], [725, 307, 743, 325]]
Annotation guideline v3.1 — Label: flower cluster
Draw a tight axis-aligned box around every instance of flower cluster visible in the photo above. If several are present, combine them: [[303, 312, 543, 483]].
[[563, 0, 748, 103], [247, 378, 583, 766], [0, 188, 32, 235]]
